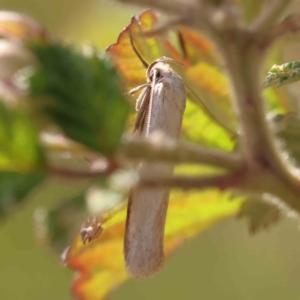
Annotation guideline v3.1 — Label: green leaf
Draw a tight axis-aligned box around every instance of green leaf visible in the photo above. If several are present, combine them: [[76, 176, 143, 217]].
[[237, 111, 300, 233], [29, 43, 130, 156], [38, 183, 124, 252], [0, 172, 44, 217], [273, 113, 300, 166], [182, 101, 235, 150], [264, 60, 300, 88], [43, 193, 86, 252], [238, 195, 281, 233], [0, 101, 44, 172]]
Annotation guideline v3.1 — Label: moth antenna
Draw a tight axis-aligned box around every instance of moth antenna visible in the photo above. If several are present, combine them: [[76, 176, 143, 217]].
[[129, 30, 149, 69], [146, 69, 157, 137]]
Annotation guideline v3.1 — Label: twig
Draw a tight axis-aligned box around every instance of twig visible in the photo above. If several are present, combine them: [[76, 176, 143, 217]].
[[139, 16, 186, 37], [118, 0, 196, 17], [219, 38, 300, 189], [222, 2, 300, 214], [120, 133, 243, 170], [265, 14, 300, 46], [40, 132, 91, 156], [139, 170, 247, 190], [251, 0, 293, 35], [48, 160, 119, 179], [218, 13, 300, 206], [219, 43, 268, 166], [116, 0, 218, 38]]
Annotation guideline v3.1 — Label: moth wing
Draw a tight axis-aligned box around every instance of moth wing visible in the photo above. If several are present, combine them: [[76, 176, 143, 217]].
[[125, 72, 186, 278], [146, 74, 185, 138]]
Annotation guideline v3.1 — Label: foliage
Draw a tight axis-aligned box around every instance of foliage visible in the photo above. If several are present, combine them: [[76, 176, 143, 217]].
[[0, 101, 44, 172], [265, 61, 300, 88], [0, 171, 44, 216], [0, 2, 300, 300], [29, 43, 130, 155]]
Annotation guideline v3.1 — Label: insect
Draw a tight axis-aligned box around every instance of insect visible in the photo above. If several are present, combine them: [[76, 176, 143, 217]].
[[124, 31, 186, 278], [80, 216, 103, 244]]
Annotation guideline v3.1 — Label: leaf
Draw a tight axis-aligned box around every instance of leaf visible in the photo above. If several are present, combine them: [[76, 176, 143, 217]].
[[273, 112, 300, 166], [237, 195, 281, 233], [0, 55, 45, 218], [264, 60, 300, 88], [106, 9, 170, 90], [184, 62, 236, 133], [66, 189, 241, 300], [107, 9, 237, 143], [234, 107, 300, 234], [182, 101, 234, 150], [37, 185, 125, 252], [177, 27, 216, 65], [35, 193, 87, 252], [0, 101, 44, 172], [177, 27, 237, 134], [29, 43, 130, 156], [0, 171, 44, 217]]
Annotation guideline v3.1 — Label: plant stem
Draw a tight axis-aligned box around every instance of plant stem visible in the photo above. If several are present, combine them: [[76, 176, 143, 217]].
[[48, 161, 119, 179], [40, 132, 91, 156], [220, 41, 268, 166], [251, 0, 293, 35], [140, 170, 246, 190], [265, 13, 300, 45], [220, 36, 300, 183], [120, 134, 243, 170], [117, 0, 218, 38]]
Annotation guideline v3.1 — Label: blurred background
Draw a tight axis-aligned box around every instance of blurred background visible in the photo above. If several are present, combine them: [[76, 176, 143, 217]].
[[1, 0, 300, 299]]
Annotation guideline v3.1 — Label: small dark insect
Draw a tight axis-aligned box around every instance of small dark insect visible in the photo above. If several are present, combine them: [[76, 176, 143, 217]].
[[80, 216, 103, 244]]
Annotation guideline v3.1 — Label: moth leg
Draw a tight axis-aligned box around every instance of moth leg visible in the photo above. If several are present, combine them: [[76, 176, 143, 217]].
[[135, 86, 150, 111], [126, 83, 149, 96], [134, 87, 150, 133]]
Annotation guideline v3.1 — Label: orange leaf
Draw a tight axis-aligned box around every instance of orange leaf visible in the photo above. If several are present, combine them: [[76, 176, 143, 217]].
[[66, 190, 241, 300], [177, 27, 216, 65], [107, 9, 237, 137], [184, 62, 237, 133], [66, 211, 127, 300], [182, 101, 234, 150], [106, 9, 172, 89]]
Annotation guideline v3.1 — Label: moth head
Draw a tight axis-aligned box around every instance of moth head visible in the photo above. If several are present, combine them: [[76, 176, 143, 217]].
[[147, 57, 182, 82]]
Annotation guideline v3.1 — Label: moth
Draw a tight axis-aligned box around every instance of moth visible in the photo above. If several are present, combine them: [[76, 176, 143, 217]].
[[80, 216, 103, 244], [125, 31, 186, 278]]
